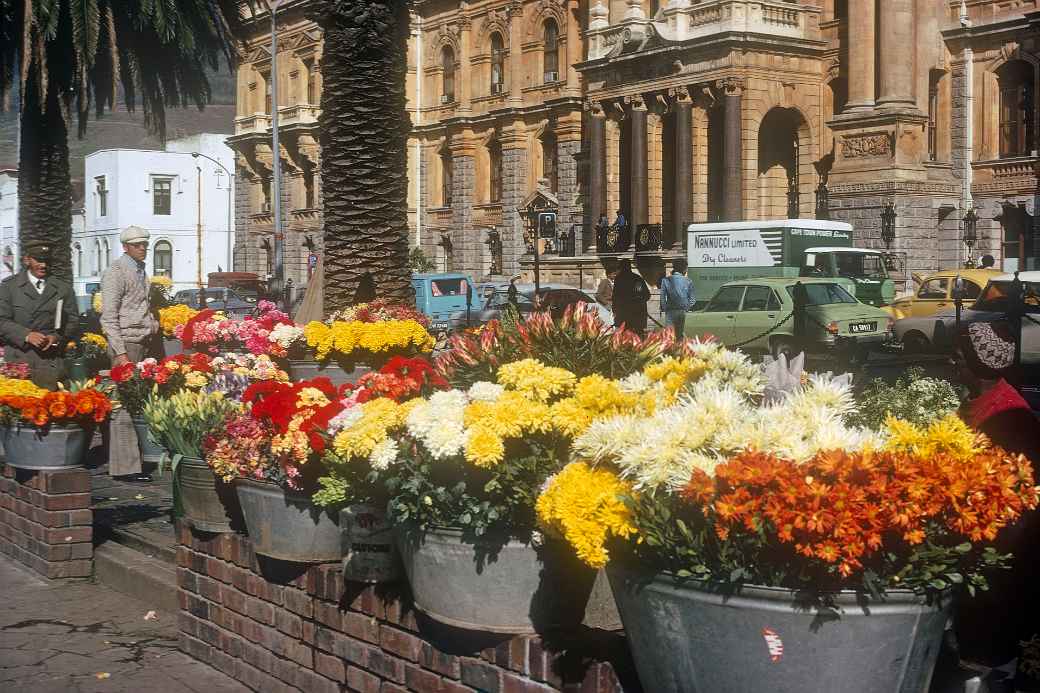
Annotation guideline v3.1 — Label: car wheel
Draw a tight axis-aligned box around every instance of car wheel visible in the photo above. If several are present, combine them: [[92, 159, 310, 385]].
[[902, 332, 930, 354], [770, 337, 797, 361]]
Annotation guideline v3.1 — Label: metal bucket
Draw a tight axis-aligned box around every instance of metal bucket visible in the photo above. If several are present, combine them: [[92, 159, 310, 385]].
[[287, 360, 370, 387], [2, 424, 89, 470], [341, 504, 401, 584], [236, 478, 342, 563], [131, 417, 165, 467], [177, 456, 241, 533], [396, 525, 595, 634], [607, 565, 951, 693]]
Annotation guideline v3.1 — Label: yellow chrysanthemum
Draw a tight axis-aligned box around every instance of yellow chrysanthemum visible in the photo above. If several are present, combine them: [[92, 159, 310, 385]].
[[82, 333, 108, 349], [0, 376, 47, 399], [305, 319, 434, 361], [159, 304, 200, 337], [496, 359, 576, 402], [643, 357, 709, 403], [297, 387, 331, 408], [332, 398, 406, 460], [464, 427, 506, 468], [536, 462, 638, 569]]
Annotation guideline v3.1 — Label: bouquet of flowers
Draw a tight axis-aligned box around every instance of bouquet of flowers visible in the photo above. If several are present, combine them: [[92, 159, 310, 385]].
[[66, 332, 108, 360], [0, 385, 112, 429], [143, 390, 240, 461], [235, 301, 297, 357], [159, 304, 200, 338], [110, 355, 202, 417], [343, 356, 447, 403], [175, 310, 246, 353], [537, 353, 1039, 598], [301, 315, 435, 367], [0, 362, 32, 380], [327, 299, 430, 328]]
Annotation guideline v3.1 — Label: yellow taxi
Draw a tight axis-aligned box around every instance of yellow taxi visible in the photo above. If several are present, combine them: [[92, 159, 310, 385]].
[[885, 269, 1002, 319]]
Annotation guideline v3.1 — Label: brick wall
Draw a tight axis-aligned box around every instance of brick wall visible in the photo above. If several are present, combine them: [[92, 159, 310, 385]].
[[0, 464, 93, 579], [175, 522, 637, 693]]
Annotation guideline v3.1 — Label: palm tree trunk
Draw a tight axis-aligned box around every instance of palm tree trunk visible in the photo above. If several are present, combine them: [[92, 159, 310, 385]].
[[18, 63, 73, 284], [312, 0, 414, 311]]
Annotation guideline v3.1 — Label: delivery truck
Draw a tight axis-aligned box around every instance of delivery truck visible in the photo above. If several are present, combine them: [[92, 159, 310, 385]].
[[686, 220, 895, 307]]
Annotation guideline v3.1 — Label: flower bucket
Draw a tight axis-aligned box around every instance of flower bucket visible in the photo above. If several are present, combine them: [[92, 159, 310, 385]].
[[607, 565, 950, 693], [396, 525, 595, 634], [2, 424, 89, 471], [287, 360, 370, 387], [340, 504, 401, 584], [132, 417, 166, 467], [177, 456, 241, 533], [236, 478, 342, 563], [163, 338, 184, 356]]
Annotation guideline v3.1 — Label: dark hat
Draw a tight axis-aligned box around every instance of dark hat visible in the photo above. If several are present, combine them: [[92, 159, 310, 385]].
[[23, 242, 52, 260]]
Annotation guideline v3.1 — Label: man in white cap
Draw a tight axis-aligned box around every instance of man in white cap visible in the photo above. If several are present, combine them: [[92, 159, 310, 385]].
[[100, 225, 162, 367], [101, 226, 162, 481]]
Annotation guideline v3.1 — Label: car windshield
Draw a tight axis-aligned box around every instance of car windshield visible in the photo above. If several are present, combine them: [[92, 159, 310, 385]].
[[834, 252, 888, 280], [430, 278, 468, 297], [974, 280, 1040, 313], [785, 283, 858, 306]]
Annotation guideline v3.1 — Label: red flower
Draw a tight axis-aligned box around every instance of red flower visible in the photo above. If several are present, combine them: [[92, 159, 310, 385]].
[[180, 309, 216, 348], [110, 362, 135, 383], [189, 352, 213, 373]]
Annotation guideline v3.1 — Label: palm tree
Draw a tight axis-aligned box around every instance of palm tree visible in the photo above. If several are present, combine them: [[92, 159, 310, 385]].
[[310, 0, 413, 310], [0, 0, 241, 282]]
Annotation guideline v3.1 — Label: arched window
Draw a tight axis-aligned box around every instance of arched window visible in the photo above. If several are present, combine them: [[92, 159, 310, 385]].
[[542, 134, 558, 193], [489, 139, 503, 203], [490, 33, 505, 95], [998, 60, 1035, 158], [543, 20, 559, 83], [441, 149, 454, 207], [73, 243, 82, 277], [154, 240, 173, 278], [441, 47, 456, 103], [102, 239, 110, 269], [94, 240, 102, 275]]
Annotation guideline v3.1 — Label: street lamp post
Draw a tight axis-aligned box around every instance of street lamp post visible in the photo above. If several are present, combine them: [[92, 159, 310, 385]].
[[191, 152, 234, 273], [880, 201, 896, 250], [815, 182, 829, 220]]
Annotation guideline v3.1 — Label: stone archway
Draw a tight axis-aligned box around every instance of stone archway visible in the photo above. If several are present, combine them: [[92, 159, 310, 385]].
[[757, 107, 812, 220]]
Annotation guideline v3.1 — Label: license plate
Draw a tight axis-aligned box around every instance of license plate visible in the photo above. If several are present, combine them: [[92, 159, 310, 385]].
[[849, 321, 876, 334]]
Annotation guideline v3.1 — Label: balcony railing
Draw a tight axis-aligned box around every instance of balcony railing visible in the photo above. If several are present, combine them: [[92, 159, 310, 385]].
[[279, 104, 320, 126], [235, 114, 272, 135]]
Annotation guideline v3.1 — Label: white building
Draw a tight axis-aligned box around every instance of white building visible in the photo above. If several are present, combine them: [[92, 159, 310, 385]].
[[0, 169, 18, 280], [73, 134, 235, 296]]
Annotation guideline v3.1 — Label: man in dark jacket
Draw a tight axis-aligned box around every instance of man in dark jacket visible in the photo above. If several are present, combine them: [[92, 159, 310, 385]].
[[0, 242, 80, 389], [612, 259, 650, 335]]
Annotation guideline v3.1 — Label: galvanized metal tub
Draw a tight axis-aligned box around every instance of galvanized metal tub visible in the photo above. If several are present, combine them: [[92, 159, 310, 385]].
[[286, 360, 370, 387], [396, 525, 595, 634], [341, 504, 401, 583], [177, 456, 240, 533], [607, 565, 951, 693], [236, 478, 342, 563], [131, 417, 166, 467], [2, 424, 89, 470]]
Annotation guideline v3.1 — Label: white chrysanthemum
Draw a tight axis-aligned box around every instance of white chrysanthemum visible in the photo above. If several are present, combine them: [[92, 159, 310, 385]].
[[573, 414, 644, 462], [467, 381, 505, 402], [427, 389, 469, 410], [328, 405, 364, 434], [617, 371, 653, 394], [368, 438, 399, 471], [422, 424, 466, 459], [790, 374, 856, 415]]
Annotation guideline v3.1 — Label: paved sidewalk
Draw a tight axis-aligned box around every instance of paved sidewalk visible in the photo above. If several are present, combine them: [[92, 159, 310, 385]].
[[0, 556, 246, 693]]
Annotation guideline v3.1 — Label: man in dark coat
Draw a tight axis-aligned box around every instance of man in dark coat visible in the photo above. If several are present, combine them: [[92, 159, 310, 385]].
[[612, 259, 650, 335], [0, 242, 80, 389]]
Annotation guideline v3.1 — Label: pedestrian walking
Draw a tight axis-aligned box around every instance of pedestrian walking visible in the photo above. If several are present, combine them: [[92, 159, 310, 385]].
[[595, 263, 618, 310], [100, 226, 163, 481], [507, 274, 521, 311], [612, 259, 650, 335], [659, 258, 695, 338], [0, 242, 79, 390]]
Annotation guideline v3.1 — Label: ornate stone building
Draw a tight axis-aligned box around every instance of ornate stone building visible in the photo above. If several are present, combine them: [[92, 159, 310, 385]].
[[228, 0, 1040, 291]]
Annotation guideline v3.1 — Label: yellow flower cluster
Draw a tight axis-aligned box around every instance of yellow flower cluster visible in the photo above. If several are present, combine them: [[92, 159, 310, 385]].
[[82, 333, 108, 350], [332, 398, 416, 460], [884, 414, 981, 462], [536, 461, 638, 569], [644, 356, 709, 404], [549, 375, 644, 438], [159, 304, 200, 337], [496, 359, 576, 402], [0, 376, 46, 399], [463, 391, 553, 468], [304, 320, 434, 362]]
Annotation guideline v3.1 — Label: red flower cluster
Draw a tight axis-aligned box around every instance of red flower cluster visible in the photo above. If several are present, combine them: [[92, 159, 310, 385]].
[[0, 389, 112, 427], [243, 377, 345, 453], [179, 309, 216, 349], [345, 356, 448, 403], [682, 446, 1038, 578]]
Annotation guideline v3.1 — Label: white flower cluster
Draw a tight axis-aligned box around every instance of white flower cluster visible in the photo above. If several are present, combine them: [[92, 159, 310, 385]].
[[575, 375, 880, 492], [269, 323, 305, 349], [406, 389, 469, 459], [687, 340, 766, 396], [467, 381, 504, 402]]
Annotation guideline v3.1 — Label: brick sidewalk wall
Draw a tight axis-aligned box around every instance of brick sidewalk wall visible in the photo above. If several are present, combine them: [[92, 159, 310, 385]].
[[0, 464, 93, 579], [175, 522, 638, 692]]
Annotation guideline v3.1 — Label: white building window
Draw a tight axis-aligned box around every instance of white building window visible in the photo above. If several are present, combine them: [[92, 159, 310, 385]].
[[153, 240, 173, 278], [153, 177, 173, 215], [102, 239, 110, 269], [94, 240, 103, 275], [95, 177, 108, 218]]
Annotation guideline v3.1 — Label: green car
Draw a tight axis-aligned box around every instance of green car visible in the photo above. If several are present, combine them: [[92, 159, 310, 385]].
[[683, 278, 895, 359]]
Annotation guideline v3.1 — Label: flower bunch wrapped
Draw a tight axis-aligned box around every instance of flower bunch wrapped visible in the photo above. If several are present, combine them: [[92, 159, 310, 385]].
[[159, 304, 200, 337], [328, 299, 430, 328], [0, 387, 112, 428], [175, 309, 245, 353], [302, 317, 434, 366], [209, 352, 288, 384], [110, 354, 207, 416], [203, 413, 279, 484], [233, 301, 296, 356], [143, 390, 240, 460], [538, 360, 1039, 598], [343, 356, 447, 403]]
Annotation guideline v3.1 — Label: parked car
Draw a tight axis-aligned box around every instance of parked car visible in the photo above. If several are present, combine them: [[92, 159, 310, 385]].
[[893, 272, 1040, 357], [683, 277, 894, 359], [173, 288, 255, 317], [450, 283, 613, 328], [884, 269, 1001, 321]]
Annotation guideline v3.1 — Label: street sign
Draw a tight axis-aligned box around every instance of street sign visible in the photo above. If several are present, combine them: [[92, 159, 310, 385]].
[[538, 212, 557, 240]]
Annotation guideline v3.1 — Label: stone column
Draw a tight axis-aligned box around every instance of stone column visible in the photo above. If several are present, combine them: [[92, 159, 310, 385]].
[[720, 79, 744, 222], [508, 1, 524, 106], [555, 113, 583, 248], [629, 95, 649, 229], [565, 0, 581, 96], [845, 0, 875, 111], [586, 102, 607, 252], [672, 87, 693, 249], [450, 129, 477, 275], [877, 0, 915, 109], [499, 120, 529, 275], [458, 17, 473, 113]]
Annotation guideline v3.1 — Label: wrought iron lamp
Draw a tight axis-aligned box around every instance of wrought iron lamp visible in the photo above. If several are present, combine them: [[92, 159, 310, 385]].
[[880, 201, 896, 250], [962, 207, 978, 265], [815, 182, 829, 220]]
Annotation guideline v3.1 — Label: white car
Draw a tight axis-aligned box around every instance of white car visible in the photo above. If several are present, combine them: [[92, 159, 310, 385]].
[[893, 272, 1040, 362]]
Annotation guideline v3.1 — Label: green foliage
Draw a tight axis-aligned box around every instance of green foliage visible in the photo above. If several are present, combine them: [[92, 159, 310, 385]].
[[851, 367, 962, 429], [408, 247, 436, 273]]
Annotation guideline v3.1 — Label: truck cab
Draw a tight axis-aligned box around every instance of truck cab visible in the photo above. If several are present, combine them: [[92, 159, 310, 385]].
[[411, 272, 476, 334], [800, 248, 895, 307]]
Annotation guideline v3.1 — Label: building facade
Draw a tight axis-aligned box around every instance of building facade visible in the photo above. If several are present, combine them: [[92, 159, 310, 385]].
[[229, 0, 1040, 291], [0, 169, 17, 279], [73, 134, 235, 296]]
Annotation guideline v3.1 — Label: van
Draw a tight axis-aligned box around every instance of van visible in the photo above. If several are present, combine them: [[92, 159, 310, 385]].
[[411, 272, 477, 332]]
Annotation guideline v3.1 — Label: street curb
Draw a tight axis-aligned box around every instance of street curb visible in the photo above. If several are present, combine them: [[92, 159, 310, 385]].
[[94, 540, 179, 614]]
